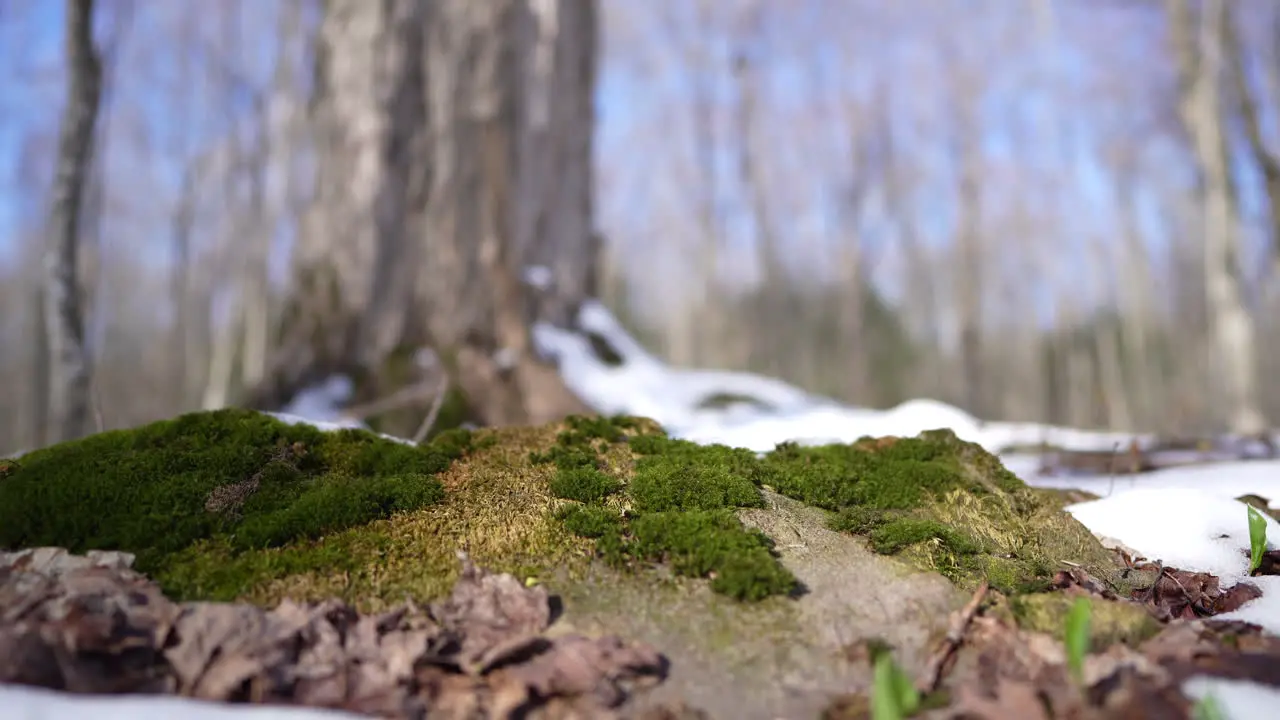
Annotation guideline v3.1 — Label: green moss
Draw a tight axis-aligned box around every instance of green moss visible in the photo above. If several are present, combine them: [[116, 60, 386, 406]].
[[528, 444, 600, 471], [0, 409, 462, 598], [2, 407, 1125, 613], [867, 518, 984, 556], [759, 430, 1124, 596], [550, 467, 622, 503], [762, 433, 1017, 511], [535, 415, 796, 602], [830, 506, 887, 534], [629, 511, 798, 601], [556, 504, 624, 538], [1011, 592, 1162, 651], [527, 414, 643, 470], [630, 454, 764, 511]]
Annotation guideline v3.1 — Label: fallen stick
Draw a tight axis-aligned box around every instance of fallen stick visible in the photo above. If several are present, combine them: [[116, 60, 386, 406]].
[[920, 579, 989, 693]]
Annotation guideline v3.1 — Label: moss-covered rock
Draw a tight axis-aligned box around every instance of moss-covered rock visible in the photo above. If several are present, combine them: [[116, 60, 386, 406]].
[[0, 409, 467, 600], [2, 410, 1153, 720], [758, 431, 1133, 596]]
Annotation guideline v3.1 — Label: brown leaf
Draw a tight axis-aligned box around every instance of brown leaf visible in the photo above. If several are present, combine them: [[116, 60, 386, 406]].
[[0, 549, 177, 694], [429, 552, 553, 670], [487, 634, 667, 718], [1, 547, 670, 718], [949, 676, 1053, 720], [1130, 566, 1260, 620]]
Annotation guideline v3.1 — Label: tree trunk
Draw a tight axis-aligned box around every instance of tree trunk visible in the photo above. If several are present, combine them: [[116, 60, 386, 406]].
[[252, 0, 596, 428], [1167, 0, 1267, 434], [43, 0, 102, 443], [1225, 4, 1280, 283], [952, 91, 985, 418]]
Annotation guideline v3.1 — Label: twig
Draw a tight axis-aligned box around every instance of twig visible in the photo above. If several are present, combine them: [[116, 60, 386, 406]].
[[920, 579, 989, 692], [341, 378, 438, 420], [412, 375, 451, 444]]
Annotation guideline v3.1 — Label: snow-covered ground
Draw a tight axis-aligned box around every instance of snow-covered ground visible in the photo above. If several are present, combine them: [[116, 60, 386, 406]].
[[0, 685, 365, 720], [10, 299, 1280, 718]]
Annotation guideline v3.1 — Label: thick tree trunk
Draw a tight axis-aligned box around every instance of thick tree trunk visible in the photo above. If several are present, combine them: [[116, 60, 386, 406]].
[[44, 0, 102, 443], [253, 0, 596, 428], [1167, 0, 1267, 434]]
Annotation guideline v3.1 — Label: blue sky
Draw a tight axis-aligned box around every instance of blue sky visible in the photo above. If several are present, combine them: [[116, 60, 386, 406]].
[[0, 0, 61, 263], [2, 1, 1274, 331]]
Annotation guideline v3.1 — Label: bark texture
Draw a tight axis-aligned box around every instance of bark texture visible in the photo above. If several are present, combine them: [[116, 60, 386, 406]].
[[254, 0, 597, 428], [43, 0, 102, 443], [1167, 0, 1267, 434]]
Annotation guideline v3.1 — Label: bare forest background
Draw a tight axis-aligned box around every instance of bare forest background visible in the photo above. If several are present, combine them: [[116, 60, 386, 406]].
[[3, 0, 1280, 454]]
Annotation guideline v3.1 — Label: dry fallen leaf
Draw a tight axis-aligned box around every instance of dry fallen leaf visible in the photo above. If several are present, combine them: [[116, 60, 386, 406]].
[[0, 547, 669, 719]]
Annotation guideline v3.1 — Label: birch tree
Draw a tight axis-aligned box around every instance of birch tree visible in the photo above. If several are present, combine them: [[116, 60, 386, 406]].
[[44, 0, 102, 443]]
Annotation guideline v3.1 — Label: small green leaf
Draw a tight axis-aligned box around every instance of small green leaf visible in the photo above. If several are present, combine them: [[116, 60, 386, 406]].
[[1064, 596, 1091, 686], [1248, 504, 1268, 575], [872, 653, 920, 720], [1192, 691, 1227, 720]]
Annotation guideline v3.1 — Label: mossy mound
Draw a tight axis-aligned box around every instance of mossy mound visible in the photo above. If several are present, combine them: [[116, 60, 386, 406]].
[[0, 412, 1130, 611], [756, 431, 1132, 596], [0, 411, 1157, 719], [0, 409, 470, 600]]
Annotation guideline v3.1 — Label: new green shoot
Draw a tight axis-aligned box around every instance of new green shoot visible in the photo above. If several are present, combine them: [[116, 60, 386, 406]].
[[871, 653, 920, 720], [1192, 691, 1227, 720], [1064, 596, 1091, 686], [1248, 504, 1268, 575]]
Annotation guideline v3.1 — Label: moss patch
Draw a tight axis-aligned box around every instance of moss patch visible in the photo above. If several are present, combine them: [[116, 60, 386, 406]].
[[1011, 592, 1163, 651], [0, 409, 465, 599], [759, 431, 1128, 596], [532, 416, 799, 602]]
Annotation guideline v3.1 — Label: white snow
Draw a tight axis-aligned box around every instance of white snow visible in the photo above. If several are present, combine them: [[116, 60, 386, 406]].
[[1019, 459, 1280, 510], [277, 377, 359, 427], [1182, 675, 1280, 720], [533, 300, 1152, 455], [1064, 489, 1277, 588], [0, 685, 365, 720]]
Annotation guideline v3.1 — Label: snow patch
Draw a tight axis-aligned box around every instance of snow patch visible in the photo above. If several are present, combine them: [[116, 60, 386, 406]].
[[1181, 675, 1280, 720], [1065, 489, 1277, 586], [0, 684, 365, 720]]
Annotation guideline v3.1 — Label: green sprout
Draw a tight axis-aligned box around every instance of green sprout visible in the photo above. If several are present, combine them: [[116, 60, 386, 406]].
[[1192, 691, 1227, 720], [1064, 596, 1092, 687], [871, 652, 920, 720], [1248, 504, 1268, 575]]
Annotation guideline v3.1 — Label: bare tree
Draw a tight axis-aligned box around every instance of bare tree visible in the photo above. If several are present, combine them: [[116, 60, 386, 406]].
[[43, 0, 103, 443], [1166, 0, 1267, 434], [946, 46, 988, 418], [252, 0, 595, 430], [1225, 2, 1280, 289]]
